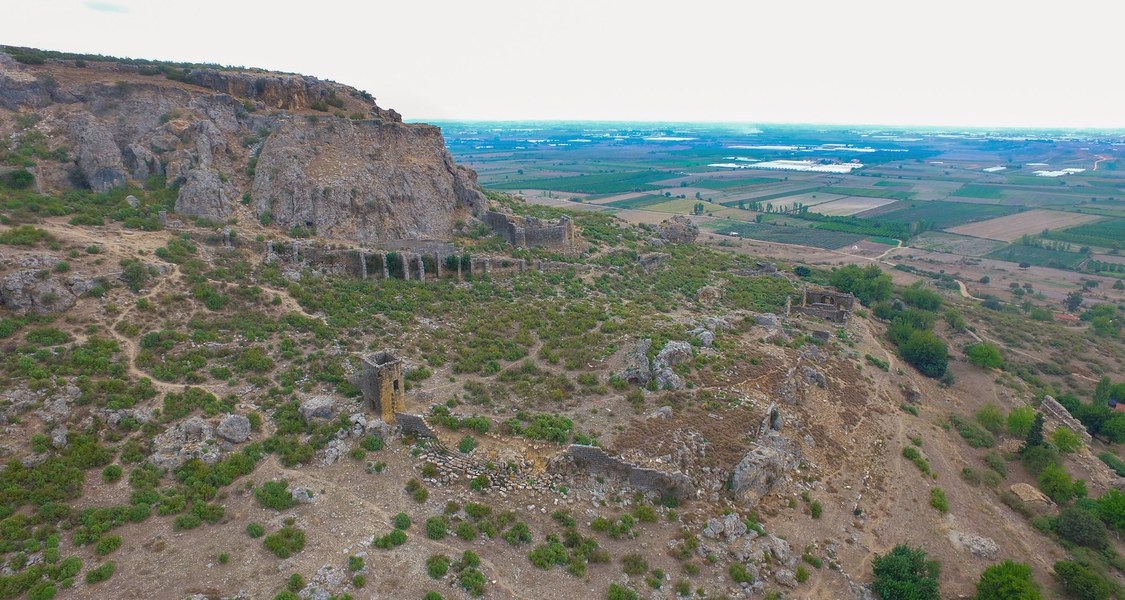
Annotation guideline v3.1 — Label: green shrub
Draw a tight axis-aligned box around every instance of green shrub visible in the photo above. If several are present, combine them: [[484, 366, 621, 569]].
[[1053, 560, 1110, 600], [1056, 507, 1107, 549], [85, 561, 115, 584], [974, 560, 1041, 600], [256, 480, 297, 510], [871, 545, 939, 600], [458, 436, 477, 454], [1007, 407, 1036, 437], [425, 516, 449, 540], [101, 464, 123, 483], [622, 553, 648, 576], [1052, 427, 1082, 453], [246, 522, 265, 538], [966, 343, 1004, 369], [810, 500, 823, 519], [94, 535, 122, 556], [974, 403, 1005, 433], [426, 554, 450, 579], [729, 562, 754, 583], [455, 521, 478, 541], [393, 512, 412, 530], [360, 435, 385, 451], [28, 582, 56, 600], [503, 521, 532, 545], [607, 583, 639, 600], [287, 573, 305, 592], [949, 414, 995, 448], [348, 555, 364, 571], [264, 526, 306, 558], [929, 488, 949, 513]]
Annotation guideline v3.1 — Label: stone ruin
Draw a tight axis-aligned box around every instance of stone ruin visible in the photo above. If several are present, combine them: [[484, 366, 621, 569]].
[[482, 210, 576, 250], [793, 287, 855, 324], [361, 351, 405, 423]]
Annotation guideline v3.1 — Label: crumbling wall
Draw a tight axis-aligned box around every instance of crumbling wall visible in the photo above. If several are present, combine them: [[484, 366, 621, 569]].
[[564, 445, 694, 500], [395, 413, 435, 438], [1040, 396, 1093, 444], [361, 352, 405, 422], [483, 211, 574, 250]]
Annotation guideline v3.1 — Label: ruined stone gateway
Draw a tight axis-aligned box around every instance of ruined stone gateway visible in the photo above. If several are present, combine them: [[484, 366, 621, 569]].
[[483, 211, 576, 250], [361, 351, 405, 422], [794, 287, 855, 323]]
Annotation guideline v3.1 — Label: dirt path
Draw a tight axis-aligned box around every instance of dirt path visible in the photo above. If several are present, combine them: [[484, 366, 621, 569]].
[[107, 265, 185, 394], [1093, 155, 1111, 171], [954, 279, 981, 301]]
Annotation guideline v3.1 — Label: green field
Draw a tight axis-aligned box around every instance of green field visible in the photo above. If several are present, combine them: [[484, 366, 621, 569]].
[[985, 244, 1086, 269], [490, 170, 670, 194], [821, 186, 914, 201], [708, 221, 864, 249], [602, 195, 674, 210], [875, 180, 913, 188], [1043, 218, 1125, 249], [693, 177, 779, 190], [952, 184, 1005, 199], [718, 186, 823, 207], [874, 201, 1020, 230]]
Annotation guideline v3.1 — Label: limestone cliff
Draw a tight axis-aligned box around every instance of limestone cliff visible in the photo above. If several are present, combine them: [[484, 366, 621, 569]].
[[0, 47, 485, 243]]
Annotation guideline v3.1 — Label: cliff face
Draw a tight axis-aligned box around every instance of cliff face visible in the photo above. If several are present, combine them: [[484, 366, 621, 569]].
[[0, 48, 484, 242]]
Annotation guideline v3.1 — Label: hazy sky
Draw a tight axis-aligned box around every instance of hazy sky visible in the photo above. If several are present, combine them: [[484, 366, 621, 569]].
[[7, 0, 1124, 128]]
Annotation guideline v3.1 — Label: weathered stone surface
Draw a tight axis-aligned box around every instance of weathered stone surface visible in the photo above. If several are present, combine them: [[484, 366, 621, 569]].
[[775, 569, 799, 588], [948, 530, 998, 559], [216, 414, 251, 443], [690, 327, 715, 348], [174, 169, 235, 220], [150, 417, 219, 470], [801, 365, 827, 389], [251, 119, 482, 242], [70, 112, 127, 192], [50, 426, 68, 449], [731, 434, 802, 502], [656, 340, 693, 367], [755, 313, 782, 330], [657, 215, 699, 244], [292, 488, 315, 503], [0, 270, 78, 314], [299, 396, 336, 423], [1041, 395, 1093, 444], [1009, 483, 1054, 508], [620, 338, 652, 386]]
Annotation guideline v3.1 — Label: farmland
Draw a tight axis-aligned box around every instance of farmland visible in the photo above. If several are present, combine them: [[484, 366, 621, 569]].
[[873, 201, 1022, 230], [707, 221, 865, 249], [985, 243, 1087, 269], [490, 170, 670, 194], [1042, 217, 1125, 249], [948, 209, 1101, 241]]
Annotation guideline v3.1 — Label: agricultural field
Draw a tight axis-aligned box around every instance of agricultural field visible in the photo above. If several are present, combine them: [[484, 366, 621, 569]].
[[600, 194, 674, 210], [947, 209, 1101, 241], [985, 243, 1087, 269], [1042, 217, 1125, 249], [874, 201, 1022, 230], [812, 196, 899, 216], [820, 186, 915, 201], [693, 176, 779, 190], [489, 170, 670, 194], [907, 231, 1005, 256], [707, 221, 865, 249], [952, 184, 1005, 199]]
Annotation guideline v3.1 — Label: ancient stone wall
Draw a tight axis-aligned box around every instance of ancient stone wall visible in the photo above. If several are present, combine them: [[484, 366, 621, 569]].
[[1040, 396, 1093, 444], [483, 211, 574, 250], [563, 445, 694, 500], [395, 413, 435, 438]]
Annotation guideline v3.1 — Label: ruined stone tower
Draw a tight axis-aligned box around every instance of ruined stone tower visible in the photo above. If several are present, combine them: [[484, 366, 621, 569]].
[[361, 351, 405, 422]]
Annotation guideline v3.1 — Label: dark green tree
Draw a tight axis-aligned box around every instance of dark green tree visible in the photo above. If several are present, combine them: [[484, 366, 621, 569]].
[[1054, 560, 1110, 600], [871, 545, 941, 600], [1021, 413, 1045, 454]]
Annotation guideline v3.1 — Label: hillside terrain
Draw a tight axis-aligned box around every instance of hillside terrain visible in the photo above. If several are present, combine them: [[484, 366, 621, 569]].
[[2, 49, 1125, 600]]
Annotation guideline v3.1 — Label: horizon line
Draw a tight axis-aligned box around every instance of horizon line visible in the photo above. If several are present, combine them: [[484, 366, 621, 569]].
[[409, 118, 1125, 133]]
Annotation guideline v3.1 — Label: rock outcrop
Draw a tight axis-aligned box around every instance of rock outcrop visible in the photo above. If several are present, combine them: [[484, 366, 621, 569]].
[[0, 47, 486, 243], [656, 216, 699, 244]]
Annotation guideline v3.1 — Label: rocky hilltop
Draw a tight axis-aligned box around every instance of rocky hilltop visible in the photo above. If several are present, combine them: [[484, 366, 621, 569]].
[[0, 47, 484, 243]]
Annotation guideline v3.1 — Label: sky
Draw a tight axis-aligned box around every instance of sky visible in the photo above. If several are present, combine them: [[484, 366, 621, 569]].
[[6, 0, 1124, 128]]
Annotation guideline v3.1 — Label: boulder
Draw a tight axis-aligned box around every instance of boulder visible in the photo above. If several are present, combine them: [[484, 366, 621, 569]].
[[774, 569, 799, 588], [656, 215, 699, 244], [754, 313, 782, 331], [71, 112, 127, 192], [0, 270, 78, 314], [620, 338, 652, 386], [948, 530, 998, 559], [652, 367, 684, 391], [299, 396, 336, 424], [656, 340, 693, 367], [49, 426, 68, 449], [690, 327, 715, 348], [216, 414, 251, 443], [731, 434, 802, 502], [801, 365, 827, 389], [696, 285, 722, 304], [292, 487, 315, 503]]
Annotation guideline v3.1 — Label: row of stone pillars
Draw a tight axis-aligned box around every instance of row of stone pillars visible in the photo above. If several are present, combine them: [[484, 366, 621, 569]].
[[267, 241, 540, 283]]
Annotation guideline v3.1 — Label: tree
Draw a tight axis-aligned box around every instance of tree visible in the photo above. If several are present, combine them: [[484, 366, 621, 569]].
[[1007, 407, 1036, 437], [900, 330, 949, 378], [1037, 464, 1077, 503], [1020, 413, 1045, 454], [1054, 560, 1110, 600], [1101, 412, 1125, 443], [974, 560, 1041, 600], [1056, 507, 1108, 550], [1051, 427, 1082, 453], [871, 545, 941, 600], [966, 343, 1004, 369], [1065, 291, 1084, 313], [1094, 377, 1112, 404], [1095, 489, 1125, 531], [975, 403, 1005, 433]]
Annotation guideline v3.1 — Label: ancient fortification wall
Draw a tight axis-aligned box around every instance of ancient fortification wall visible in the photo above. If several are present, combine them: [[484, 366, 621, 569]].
[[564, 444, 694, 500], [483, 211, 575, 250]]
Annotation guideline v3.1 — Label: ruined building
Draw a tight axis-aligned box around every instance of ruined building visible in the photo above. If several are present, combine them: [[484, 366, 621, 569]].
[[361, 351, 405, 422], [482, 211, 576, 250], [793, 287, 855, 324]]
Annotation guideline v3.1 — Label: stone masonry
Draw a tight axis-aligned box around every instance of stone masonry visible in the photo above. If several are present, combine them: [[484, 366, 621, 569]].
[[361, 351, 405, 423]]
